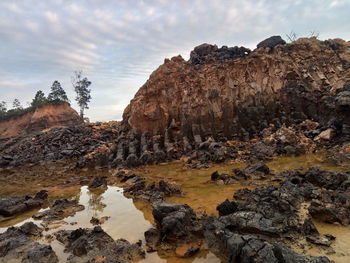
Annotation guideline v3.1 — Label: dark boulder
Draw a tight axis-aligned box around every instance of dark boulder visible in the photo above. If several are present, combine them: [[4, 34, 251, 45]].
[[216, 199, 238, 216], [88, 176, 108, 188], [204, 216, 331, 263], [257, 35, 286, 49], [55, 226, 144, 263], [0, 222, 58, 263], [122, 175, 182, 204], [233, 161, 270, 180], [22, 244, 58, 263], [0, 190, 48, 217], [145, 202, 204, 252], [190, 43, 250, 65]]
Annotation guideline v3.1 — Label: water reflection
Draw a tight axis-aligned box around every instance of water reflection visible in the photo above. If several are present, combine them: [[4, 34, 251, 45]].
[[87, 187, 107, 217], [0, 186, 221, 263]]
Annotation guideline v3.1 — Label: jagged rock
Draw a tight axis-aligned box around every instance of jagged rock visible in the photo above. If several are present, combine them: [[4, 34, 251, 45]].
[[210, 171, 233, 184], [257, 35, 286, 48], [123, 175, 182, 204], [0, 222, 58, 263], [22, 244, 58, 263], [145, 202, 204, 252], [0, 190, 48, 217], [233, 188, 252, 201], [189, 43, 250, 64], [88, 176, 108, 189], [204, 217, 332, 263], [0, 121, 121, 168], [33, 199, 84, 225], [90, 216, 110, 225], [55, 226, 145, 263], [216, 199, 238, 216], [314, 128, 335, 141], [306, 235, 332, 247], [211, 165, 350, 263], [233, 161, 270, 180]]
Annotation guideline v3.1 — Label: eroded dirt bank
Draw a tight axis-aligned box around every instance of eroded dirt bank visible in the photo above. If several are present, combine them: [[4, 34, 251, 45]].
[[0, 102, 82, 139]]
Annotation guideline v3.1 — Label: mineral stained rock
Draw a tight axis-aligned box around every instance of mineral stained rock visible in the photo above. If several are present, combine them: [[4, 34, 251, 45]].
[[123, 37, 350, 144]]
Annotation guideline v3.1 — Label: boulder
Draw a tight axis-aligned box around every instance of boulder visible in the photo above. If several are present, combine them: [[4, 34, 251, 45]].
[[88, 176, 108, 189], [0, 190, 48, 217], [0, 222, 58, 263], [257, 35, 286, 48], [314, 128, 335, 141], [55, 226, 144, 263]]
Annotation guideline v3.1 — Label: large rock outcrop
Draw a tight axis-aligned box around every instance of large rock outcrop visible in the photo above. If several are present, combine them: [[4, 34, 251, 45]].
[[122, 37, 350, 146], [1, 37, 350, 168], [0, 102, 82, 139]]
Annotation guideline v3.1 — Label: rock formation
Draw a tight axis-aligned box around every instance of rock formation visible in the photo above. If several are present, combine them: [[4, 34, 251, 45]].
[[0, 102, 82, 139], [1, 36, 350, 168], [119, 37, 350, 164]]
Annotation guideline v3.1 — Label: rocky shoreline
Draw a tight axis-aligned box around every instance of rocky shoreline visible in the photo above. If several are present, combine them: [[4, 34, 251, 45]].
[[0, 160, 350, 262]]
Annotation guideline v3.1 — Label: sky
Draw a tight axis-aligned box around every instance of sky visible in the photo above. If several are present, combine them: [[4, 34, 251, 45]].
[[0, 0, 349, 122]]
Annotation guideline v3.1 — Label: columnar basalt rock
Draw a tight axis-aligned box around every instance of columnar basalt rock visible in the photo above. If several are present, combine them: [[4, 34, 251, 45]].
[[122, 37, 350, 155]]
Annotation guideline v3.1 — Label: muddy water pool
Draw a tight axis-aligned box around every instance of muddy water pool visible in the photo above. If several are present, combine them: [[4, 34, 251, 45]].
[[0, 186, 220, 263], [0, 151, 350, 262]]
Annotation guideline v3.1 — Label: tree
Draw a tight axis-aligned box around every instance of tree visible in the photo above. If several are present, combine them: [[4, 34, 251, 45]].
[[48, 80, 69, 103], [0, 101, 7, 118], [0, 101, 6, 112], [12, 99, 23, 110], [31, 90, 47, 108], [72, 71, 92, 118]]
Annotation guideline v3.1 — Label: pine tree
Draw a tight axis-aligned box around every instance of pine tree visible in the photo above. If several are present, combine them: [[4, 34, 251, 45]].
[[48, 81, 69, 103], [12, 99, 23, 109], [31, 90, 47, 108], [72, 71, 92, 118]]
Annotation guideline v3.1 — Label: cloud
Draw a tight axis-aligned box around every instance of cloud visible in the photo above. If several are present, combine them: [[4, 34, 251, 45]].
[[0, 81, 25, 88], [44, 11, 59, 23], [0, 0, 349, 121]]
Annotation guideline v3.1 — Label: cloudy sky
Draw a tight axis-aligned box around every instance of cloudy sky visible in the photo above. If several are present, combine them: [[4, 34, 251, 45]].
[[0, 0, 349, 121]]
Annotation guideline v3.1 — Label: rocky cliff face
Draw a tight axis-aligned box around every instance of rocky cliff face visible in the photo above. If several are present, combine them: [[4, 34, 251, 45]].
[[0, 102, 82, 139], [123, 37, 350, 139], [118, 38, 350, 161]]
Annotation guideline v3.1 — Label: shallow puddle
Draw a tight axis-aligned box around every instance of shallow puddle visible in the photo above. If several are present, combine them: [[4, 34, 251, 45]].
[[0, 186, 220, 263], [138, 151, 349, 215], [312, 221, 350, 263], [267, 151, 350, 173]]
